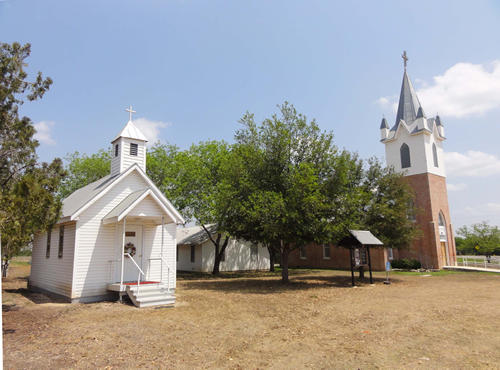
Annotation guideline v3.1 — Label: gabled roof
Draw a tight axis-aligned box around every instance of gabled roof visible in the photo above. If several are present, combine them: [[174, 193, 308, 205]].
[[103, 189, 148, 221], [112, 120, 148, 142], [392, 71, 422, 131], [177, 224, 217, 246], [61, 174, 118, 219], [60, 163, 185, 225], [103, 188, 179, 224]]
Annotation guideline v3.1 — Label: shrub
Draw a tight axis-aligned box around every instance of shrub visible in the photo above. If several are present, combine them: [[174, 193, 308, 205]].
[[390, 258, 421, 269]]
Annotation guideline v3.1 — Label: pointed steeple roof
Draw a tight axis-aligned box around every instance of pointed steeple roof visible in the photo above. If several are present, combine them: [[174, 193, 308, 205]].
[[112, 120, 148, 143], [393, 71, 423, 129], [380, 117, 389, 129]]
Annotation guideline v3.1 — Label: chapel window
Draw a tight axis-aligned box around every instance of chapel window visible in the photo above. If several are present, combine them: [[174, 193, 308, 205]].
[[46, 228, 51, 258], [433, 143, 439, 167], [323, 244, 331, 259], [299, 245, 306, 259], [400, 143, 411, 168], [58, 225, 64, 258], [190, 245, 195, 263], [115, 144, 119, 157]]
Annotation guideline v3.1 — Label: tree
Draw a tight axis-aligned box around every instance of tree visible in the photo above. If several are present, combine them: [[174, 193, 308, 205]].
[[0, 42, 64, 277], [1, 160, 65, 276], [0, 42, 52, 193], [360, 158, 420, 249], [147, 141, 233, 274], [456, 222, 500, 261], [59, 149, 111, 198], [219, 102, 365, 282]]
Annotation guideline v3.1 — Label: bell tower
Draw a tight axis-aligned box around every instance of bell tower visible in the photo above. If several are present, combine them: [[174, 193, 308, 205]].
[[380, 52, 456, 269], [110, 106, 148, 176]]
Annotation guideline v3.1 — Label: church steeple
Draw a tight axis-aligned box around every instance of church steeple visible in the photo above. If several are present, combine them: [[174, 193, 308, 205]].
[[393, 70, 423, 129], [110, 106, 148, 176]]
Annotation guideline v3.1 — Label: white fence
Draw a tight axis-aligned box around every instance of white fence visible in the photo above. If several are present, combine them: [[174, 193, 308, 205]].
[[456, 255, 500, 270]]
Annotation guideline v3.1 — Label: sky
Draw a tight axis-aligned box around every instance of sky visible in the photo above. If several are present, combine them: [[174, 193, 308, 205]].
[[1, 0, 500, 230]]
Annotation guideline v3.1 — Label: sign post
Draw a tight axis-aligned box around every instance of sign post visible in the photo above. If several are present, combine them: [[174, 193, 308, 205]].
[[384, 261, 391, 285]]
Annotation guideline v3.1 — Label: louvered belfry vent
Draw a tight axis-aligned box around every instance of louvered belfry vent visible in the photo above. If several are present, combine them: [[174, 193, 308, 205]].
[[130, 143, 138, 156]]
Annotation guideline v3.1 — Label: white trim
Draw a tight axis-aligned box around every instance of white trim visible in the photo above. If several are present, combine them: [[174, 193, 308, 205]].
[[70, 164, 185, 224]]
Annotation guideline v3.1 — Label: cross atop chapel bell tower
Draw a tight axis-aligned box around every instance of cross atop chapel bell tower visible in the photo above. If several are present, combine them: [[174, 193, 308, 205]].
[[110, 106, 148, 176]]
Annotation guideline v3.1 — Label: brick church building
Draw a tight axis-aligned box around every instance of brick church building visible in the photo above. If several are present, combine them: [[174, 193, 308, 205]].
[[289, 53, 457, 270]]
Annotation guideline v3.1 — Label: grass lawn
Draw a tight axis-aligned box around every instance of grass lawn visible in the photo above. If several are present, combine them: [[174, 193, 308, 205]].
[[3, 264, 500, 368]]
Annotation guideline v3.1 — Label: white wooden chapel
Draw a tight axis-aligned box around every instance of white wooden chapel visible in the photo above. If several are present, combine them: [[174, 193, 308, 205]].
[[29, 107, 185, 307]]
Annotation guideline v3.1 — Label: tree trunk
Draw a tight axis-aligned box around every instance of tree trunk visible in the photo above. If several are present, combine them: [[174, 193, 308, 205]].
[[281, 243, 290, 283], [268, 246, 275, 272], [2, 259, 9, 278], [359, 266, 365, 279], [212, 235, 230, 275]]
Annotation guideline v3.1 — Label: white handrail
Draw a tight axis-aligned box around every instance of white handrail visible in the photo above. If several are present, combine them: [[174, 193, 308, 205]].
[[160, 256, 171, 291], [148, 257, 172, 291], [125, 253, 145, 295]]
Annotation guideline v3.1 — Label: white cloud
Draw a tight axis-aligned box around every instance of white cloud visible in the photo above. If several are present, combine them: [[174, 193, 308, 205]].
[[377, 60, 500, 119], [133, 117, 171, 146], [444, 150, 500, 177], [417, 61, 500, 118], [33, 121, 56, 146], [447, 183, 467, 192]]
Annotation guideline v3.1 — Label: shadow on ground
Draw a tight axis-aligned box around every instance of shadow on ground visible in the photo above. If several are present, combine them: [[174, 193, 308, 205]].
[[180, 273, 400, 294], [4, 287, 69, 305]]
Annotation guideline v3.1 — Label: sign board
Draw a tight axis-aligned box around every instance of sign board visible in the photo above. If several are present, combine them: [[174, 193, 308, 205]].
[[386, 261, 391, 271]]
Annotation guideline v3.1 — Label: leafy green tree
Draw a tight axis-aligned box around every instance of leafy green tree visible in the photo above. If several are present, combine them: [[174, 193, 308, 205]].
[[456, 222, 500, 260], [360, 158, 420, 249], [59, 149, 111, 198], [0, 42, 52, 192], [219, 102, 366, 282], [1, 160, 65, 276], [219, 103, 419, 282], [0, 42, 64, 276], [147, 141, 233, 274]]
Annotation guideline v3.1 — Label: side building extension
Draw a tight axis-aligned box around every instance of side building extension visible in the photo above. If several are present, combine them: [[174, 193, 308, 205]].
[[177, 225, 270, 272]]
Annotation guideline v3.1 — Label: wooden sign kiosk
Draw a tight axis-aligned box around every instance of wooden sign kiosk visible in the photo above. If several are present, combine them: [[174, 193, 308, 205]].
[[338, 230, 384, 286]]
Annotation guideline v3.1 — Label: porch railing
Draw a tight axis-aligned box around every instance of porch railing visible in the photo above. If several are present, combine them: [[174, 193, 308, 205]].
[[124, 253, 145, 295], [148, 257, 172, 291]]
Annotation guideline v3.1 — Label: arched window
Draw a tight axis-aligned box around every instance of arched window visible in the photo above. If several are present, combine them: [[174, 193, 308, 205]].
[[438, 211, 445, 227], [400, 143, 411, 168], [433, 143, 439, 167]]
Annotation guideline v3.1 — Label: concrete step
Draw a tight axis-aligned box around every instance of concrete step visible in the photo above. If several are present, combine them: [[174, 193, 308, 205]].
[[125, 285, 175, 308], [137, 297, 175, 308], [135, 294, 175, 303]]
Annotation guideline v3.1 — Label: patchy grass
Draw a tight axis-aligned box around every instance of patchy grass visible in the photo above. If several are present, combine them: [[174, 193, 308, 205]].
[[3, 264, 500, 369]]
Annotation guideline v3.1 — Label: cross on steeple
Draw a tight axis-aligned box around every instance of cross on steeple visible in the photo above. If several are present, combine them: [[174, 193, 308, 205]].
[[402, 50, 408, 70], [125, 105, 136, 121]]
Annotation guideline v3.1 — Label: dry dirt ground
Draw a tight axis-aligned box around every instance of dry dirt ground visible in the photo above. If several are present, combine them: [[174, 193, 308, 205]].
[[3, 262, 500, 369]]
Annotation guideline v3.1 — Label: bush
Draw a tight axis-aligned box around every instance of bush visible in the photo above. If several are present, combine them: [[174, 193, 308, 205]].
[[391, 258, 421, 269]]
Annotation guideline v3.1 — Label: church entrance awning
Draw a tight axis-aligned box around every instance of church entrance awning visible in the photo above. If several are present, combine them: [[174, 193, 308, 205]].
[[102, 188, 176, 225]]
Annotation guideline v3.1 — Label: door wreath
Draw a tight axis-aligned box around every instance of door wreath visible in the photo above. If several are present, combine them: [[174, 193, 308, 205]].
[[124, 242, 136, 257]]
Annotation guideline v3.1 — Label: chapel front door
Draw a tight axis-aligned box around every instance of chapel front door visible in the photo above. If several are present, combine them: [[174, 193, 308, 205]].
[[123, 225, 143, 282]]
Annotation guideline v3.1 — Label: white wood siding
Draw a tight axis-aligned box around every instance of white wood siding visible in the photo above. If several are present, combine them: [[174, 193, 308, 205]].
[[176, 238, 270, 273], [72, 171, 176, 299], [201, 239, 269, 272], [30, 223, 76, 298], [129, 195, 164, 217], [177, 244, 202, 271], [142, 223, 177, 288], [111, 138, 147, 177]]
